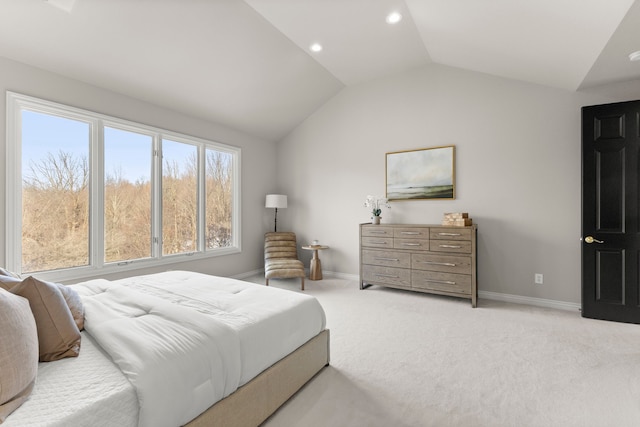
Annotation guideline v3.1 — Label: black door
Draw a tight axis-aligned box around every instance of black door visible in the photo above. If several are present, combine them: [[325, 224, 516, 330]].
[[582, 100, 640, 324]]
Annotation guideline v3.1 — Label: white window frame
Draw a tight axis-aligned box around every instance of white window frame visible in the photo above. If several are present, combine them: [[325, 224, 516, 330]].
[[6, 92, 241, 282]]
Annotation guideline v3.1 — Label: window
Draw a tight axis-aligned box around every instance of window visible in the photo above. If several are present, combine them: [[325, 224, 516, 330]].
[[205, 148, 233, 249], [161, 139, 198, 255], [6, 92, 241, 281], [104, 126, 153, 263], [21, 111, 91, 272]]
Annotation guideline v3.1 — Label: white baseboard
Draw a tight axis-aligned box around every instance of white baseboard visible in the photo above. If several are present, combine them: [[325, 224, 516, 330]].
[[235, 269, 580, 312], [232, 269, 264, 280], [321, 272, 582, 312], [235, 269, 360, 282], [329, 273, 581, 312], [479, 290, 581, 312], [322, 271, 359, 281]]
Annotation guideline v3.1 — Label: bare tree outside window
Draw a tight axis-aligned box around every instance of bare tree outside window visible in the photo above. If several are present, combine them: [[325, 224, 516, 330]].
[[104, 127, 152, 262], [162, 140, 198, 255], [22, 119, 89, 272], [22, 149, 90, 272], [206, 149, 233, 249], [21, 110, 90, 273]]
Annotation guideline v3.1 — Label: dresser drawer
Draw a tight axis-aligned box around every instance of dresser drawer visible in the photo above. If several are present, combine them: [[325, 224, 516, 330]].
[[412, 253, 471, 274], [362, 249, 411, 268], [394, 227, 429, 239], [429, 240, 471, 254], [394, 238, 429, 251], [361, 236, 393, 249], [362, 265, 411, 288], [411, 270, 471, 294], [430, 228, 472, 241], [361, 226, 394, 237]]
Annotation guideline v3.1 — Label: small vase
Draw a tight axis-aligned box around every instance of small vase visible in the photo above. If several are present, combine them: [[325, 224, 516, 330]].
[[372, 216, 381, 225]]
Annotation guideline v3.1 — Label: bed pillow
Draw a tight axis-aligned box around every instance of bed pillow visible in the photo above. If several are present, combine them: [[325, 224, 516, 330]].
[[0, 267, 20, 279], [0, 289, 38, 422], [10, 276, 81, 362], [56, 283, 85, 331], [0, 274, 21, 291], [0, 267, 22, 280], [0, 275, 85, 330]]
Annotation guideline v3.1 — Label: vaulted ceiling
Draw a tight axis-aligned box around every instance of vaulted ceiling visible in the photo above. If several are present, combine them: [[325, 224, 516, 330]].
[[1, 0, 639, 141]]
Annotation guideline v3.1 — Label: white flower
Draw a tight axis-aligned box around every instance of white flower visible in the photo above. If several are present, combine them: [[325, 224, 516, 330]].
[[364, 195, 390, 217]]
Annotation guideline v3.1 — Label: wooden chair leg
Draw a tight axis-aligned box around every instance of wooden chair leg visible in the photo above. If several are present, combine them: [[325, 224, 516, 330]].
[[266, 278, 269, 286], [301, 277, 305, 291]]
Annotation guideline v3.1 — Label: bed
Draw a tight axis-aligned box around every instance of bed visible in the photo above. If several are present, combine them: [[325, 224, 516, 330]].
[[1, 270, 330, 427]]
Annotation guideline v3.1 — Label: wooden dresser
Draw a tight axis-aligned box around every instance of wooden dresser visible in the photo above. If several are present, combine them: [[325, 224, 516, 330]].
[[359, 223, 478, 307]]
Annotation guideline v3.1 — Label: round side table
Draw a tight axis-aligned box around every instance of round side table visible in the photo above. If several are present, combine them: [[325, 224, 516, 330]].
[[301, 245, 329, 280]]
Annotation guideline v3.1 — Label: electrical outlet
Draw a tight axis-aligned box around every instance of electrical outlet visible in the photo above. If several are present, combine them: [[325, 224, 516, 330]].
[[535, 273, 543, 285]]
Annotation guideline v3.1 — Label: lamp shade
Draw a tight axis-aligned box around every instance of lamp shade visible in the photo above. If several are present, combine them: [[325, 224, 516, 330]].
[[265, 194, 287, 209]]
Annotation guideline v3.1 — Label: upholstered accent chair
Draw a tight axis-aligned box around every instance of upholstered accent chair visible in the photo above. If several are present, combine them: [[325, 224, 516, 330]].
[[264, 232, 305, 290]]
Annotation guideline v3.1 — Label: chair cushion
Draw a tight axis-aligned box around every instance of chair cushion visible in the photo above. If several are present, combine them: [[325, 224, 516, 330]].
[[265, 232, 297, 241], [265, 249, 298, 259], [265, 259, 305, 279], [264, 232, 305, 280], [265, 235, 298, 260]]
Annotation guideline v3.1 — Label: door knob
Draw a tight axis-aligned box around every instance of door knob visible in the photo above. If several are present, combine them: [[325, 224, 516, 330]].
[[584, 236, 604, 244]]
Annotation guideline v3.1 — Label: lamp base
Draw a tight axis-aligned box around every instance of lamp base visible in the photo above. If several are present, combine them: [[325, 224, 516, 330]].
[[274, 207, 278, 232]]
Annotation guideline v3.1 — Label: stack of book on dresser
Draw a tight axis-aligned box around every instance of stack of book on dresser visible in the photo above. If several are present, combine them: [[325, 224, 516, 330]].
[[442, 212, 472, 226]]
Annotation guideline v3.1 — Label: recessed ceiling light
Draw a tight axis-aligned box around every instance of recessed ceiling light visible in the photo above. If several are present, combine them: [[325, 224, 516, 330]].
[[629, 50, 640, 62], [310, 43, 323, 53], [386, 12, 402, 24]]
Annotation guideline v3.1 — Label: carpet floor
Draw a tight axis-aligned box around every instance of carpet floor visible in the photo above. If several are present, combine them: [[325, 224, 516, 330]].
[[244, 275, 640, 427]]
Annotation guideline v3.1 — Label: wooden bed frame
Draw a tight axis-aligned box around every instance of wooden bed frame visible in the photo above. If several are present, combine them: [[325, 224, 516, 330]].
[[187, 329, 330, 427]]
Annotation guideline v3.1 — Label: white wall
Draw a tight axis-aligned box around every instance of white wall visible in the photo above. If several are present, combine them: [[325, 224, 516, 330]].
[[276, 63, 640, 305], [0, 56, 277, 282]]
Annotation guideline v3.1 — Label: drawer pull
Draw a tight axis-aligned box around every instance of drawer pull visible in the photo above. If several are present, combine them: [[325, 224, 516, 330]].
[[438, 232, 462, 236], [424, 279, 456, 285], [402, 243, 422, 246], [371, 241, 388, 245], [375, 273, 400, 278], [400, 231, 421, 235], [369, 230, 388, 234], [374, 257, 400, 262], [418, 261, 457, 267], [439, 244, 461, 249]]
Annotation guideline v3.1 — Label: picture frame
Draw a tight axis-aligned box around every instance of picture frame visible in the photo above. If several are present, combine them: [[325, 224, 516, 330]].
[[386, 145, 455, 200]]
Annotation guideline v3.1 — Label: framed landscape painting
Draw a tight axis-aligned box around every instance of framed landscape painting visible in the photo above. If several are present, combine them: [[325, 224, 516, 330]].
[[386, 145, 455, 200]]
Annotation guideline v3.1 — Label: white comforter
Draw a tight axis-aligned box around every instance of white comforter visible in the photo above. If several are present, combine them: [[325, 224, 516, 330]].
[[74, 271, 326, 427]]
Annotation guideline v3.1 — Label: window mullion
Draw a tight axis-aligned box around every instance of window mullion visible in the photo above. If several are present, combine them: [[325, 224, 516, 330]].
[[91, 119, 105, 268], [152, 137, 162, 258], [6, 96, 23, 273], [232, 149, 241, 249], [197, 144, 206, 252]]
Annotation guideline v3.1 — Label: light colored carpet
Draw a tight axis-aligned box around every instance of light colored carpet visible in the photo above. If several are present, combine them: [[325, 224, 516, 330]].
[[244, 275, 640, 427]]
